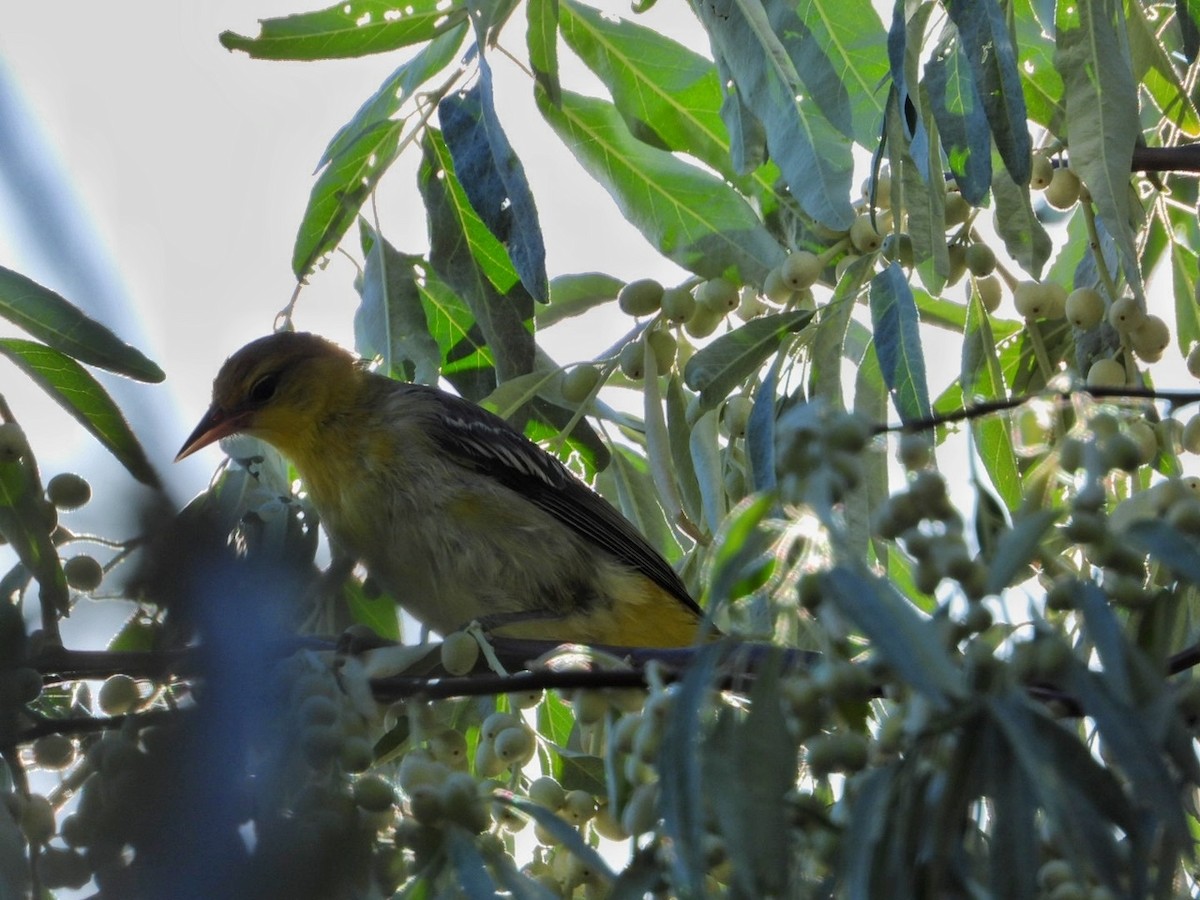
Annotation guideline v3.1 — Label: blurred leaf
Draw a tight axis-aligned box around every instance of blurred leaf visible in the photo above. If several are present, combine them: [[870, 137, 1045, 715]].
[[1180, 0, 1200, 62], [707, 493, 775, 611], [683, 310, 812, 409], [1170, 239, 1200, 355], [439, 58, 549, 302], [695, 0, 855, 229], [983, 508, 1058, 595], [946, 0, 1031, 184], [496, 795, 615, 880], [983, 721, 1039, 900], [824, 565, 964, 704], [0, 339, 159, 487], [869, 263, 930, 424], [747, 353, 784, 492], [705, 649, 793, 896], [0, 265, 163, 382], [342, 578, 401, 643], [1055, 0, 1143, 299], [293, 119, 403, 279], [658, 645, 719, 895], [108, 615, 159, 653], [990, 171, 1052, 278], [219, 0, 467, 60], [925, 23, 991, 204], [319, 23, 468, 167], [1125, 519, 1200, 584], [1126, 0, 1200, 136], [444, 826, 499, 898], [536, 88, 784, 284], [355, 221, 441, 385]]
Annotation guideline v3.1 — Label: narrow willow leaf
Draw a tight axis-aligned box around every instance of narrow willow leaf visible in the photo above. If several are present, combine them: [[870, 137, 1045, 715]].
[[219, 0, 468, 60], [537, 273, 622, 328], [1056, 0, 1144, 299], [716, 55, 768, 175], [658, 646, 719, 895], [824, 565, 964, 703], [0, 339, 159, 487], [841, 763, 898, 899], [1126, 0, 1200, 137], [443, 826, 500, 898], [962, 290, 1021, 510], [293, 119, 403, 279], [0, 266, 163, 382], [320, 23, 468, 167], [947, 0, 1031, 184], [527, 0, 561, 103], [666, 376, 704, 526], [869, 264, 930, 424], [559, 0, 731, 172], [1170, 238, 1200, 354], [439, 57, 549, 302], [355, 221, 441, 385], [695, 0, 855, 229], [0, 446, 67, 617], [1180, 0, 1200, 62], [1125, 519, 1200, 584], [682, 310, 812, 409], [991, 171, 1052, 278], [747, 353, 783, 491], [1014, 0, 1065, 130], [983, 508, 1058, 595], [419, 129, 534, 385], [689, 410, 726, 535], [536, 88, 784, 284], [792, 0, 889, 147], [810, 256, 872, 406], [925, 22, 992, 203], [984, 722, 1039, 900], [642, 340, 684, 528]]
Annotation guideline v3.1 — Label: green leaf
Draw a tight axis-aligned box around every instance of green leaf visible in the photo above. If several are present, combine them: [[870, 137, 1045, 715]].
[[1055, 0, 1144, 299], [0, 440, 67, 617], [666, 376, 704, 526], [947, 0, 1031, 184], [536, 88, 784, 284], [688, 410, 726, 536], [1013, 0, 1065, 130], [319, 23, 468, 167], [0, 339, 159, 487], [293, 119, 404, 279], [990, 170, 1052, 278], [355, 221, 441, 385], [219, 0, 468, 60], [823, 565, 964, 705], [438, 58, 549, 302], [527, 0, 561, 103], [1170, 237, 1200, 355], [682, 310, 812, 409], [925, 22, 992, 203], [419, 129, 535, 385], [559, 0, 730, 171], [536, 273, 622, 328], [962, 289, 1021, 510], [1126, 0, 1200, 136], [342, 578, 401, 643], [792, 0, 889, 147], [0, 266, 163, 382], [695, 0, 855, 229], [869, 263, 930, 424], [983, 508, 1058, 595]]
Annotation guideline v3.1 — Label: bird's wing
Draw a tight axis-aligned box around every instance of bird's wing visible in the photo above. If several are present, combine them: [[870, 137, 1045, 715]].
[[410, 385, 701, 614]]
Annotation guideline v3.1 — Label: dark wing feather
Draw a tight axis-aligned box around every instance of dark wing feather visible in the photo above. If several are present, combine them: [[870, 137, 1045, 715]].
[[414, 386, 700, 614]]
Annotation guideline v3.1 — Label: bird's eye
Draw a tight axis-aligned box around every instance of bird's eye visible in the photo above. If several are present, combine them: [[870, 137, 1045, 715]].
[[247, 373, 280, 405]]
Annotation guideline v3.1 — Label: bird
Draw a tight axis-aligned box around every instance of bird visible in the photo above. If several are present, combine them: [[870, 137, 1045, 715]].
[[176, 331, 706, 647]]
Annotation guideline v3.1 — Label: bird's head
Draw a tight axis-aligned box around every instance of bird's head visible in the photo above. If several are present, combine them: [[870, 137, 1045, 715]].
[[176, 332, 361, 462]]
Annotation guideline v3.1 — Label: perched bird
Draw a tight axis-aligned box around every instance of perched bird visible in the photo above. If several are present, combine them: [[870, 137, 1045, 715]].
[[176, 332, 705, 647]]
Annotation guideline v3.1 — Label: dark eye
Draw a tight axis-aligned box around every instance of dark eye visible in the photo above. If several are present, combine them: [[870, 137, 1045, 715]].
[[247, 372, 280, 405]]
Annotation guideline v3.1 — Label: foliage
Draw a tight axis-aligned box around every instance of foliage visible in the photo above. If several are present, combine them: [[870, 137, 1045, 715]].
[[4, 0, 1200, 897]]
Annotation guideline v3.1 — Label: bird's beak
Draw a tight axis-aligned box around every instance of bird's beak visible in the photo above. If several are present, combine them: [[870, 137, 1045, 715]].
[[175, 407, 251, 461]]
